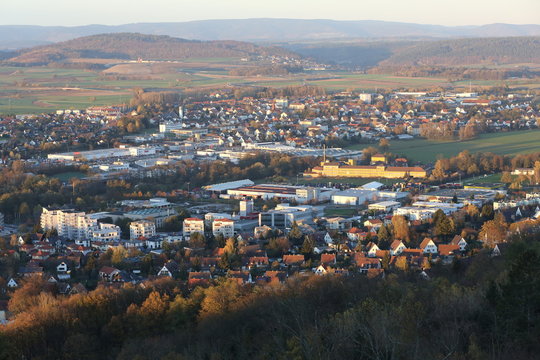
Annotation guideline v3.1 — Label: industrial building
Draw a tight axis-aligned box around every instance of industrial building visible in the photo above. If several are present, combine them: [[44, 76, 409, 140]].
[[227, 184, 336, 203], [258, 204, 324, 230]]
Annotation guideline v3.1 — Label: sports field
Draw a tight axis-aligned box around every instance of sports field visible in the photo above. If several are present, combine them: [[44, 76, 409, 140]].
[[348, 130, 540, 163]]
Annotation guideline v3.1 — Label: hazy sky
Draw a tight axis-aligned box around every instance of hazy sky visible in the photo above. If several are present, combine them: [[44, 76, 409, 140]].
[[2, 0, 539, 26]]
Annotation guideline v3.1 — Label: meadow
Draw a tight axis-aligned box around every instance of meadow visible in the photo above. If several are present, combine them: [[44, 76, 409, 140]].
[[1, 60, 538, 114], [348, 130, 540, 163]]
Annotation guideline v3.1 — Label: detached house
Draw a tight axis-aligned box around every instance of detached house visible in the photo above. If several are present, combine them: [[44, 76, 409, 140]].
[[282, 254, 305, 266], [99, 266, 121, 282], [450, 235, 468, 252], [366, 242, 380, 257], [390, 240, 407, 256], [420, 238, 438, 254]]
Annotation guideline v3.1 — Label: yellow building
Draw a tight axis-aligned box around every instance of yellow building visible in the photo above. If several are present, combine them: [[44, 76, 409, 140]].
[[371, 154, 387, 163], [304, 160, 427, 179]]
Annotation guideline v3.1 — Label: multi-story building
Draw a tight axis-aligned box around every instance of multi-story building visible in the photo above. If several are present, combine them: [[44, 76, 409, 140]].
[[239, 199, 254, 216], [183, 218, 205, 238], [41, 208, 97, 241], [304, 160, 427, 179], [40, 208, 119, 242], [212, 218, 235, 238], [258, 204, 323, 230], [129, 219, 156, 240], [88, 223, 121, 243]]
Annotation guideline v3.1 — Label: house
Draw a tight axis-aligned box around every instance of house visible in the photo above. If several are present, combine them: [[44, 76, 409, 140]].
[[188, 271, 212, 287], [247, 256, 269, 267], [7, 278, 18, 288], [419, 238, 438, 254], [314, 264, 329, 275], [439, 244, 460, 258], [320, 253, 336, 265], [18, 265, 44, 277], [364, 219, 383, 230], [324, 232, 333, 245], [347, 227, 363, 241], [157, 260, 179, 277], [56, 262, 71, 280], [282, 254, 305, 266], [491, 243, 509, 257], [390, 240, 407, 256], [354, 253, 381, 273], [69, 283, 88, 295], [326, 217, 352, 231], [99, 266, 121, 282], [450, 235, 468, 252], [227, 270, 252, 284], [366, 242, 380, 257], [56, 282, 71, 295]]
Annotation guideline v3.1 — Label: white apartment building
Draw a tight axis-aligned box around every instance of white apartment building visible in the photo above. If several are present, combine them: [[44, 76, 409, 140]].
[[89, 223, 121, 243], [40, 208, 120, 242], [41, 208, 97, 241], [129, 219, 156, 240], [212, 218, 235, 238], [183, 218, 205, 238]]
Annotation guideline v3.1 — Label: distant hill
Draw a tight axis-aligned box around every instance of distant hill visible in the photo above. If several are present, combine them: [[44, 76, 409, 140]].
[[381, 37, 540, 66], [3, 33, 297, 65], [287, 37, 540, 68], [1, 19, 540, 49]]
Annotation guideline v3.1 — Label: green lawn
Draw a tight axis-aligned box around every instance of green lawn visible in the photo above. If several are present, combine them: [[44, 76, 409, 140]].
[[348, 130, 540, 163], [463, 173, 503, 184], [52, 172, 86, 182], [324, 207, 359, 217]]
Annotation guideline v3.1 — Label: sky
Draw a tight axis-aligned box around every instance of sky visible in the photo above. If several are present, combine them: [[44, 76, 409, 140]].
[[2, 0, 539, 27]]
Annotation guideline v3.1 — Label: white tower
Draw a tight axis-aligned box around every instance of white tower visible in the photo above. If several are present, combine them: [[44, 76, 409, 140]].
[[239, 198, 254, 217]]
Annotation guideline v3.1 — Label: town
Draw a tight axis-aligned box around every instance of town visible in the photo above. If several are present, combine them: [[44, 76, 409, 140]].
[[0, 86, 537, 292], [0, 82, 539, 359]]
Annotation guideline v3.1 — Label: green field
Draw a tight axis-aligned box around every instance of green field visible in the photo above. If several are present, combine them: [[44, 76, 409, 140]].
[[348, 130, 540, 163], [52, 171, 86, 182], [324, 207, 360, 217], [1, 63, 538, 115], [461, 173, 503, 184]]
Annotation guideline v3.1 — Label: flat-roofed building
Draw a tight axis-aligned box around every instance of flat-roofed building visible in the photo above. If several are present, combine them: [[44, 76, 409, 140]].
[[89, 223, 121, 243], [332, 189, 377, 205], [212, 218, 235, 238], [183, 218, 204, 238], [129, 220, 156, 240], [259, 204, 323, 230], [368, 201, 401, 212]]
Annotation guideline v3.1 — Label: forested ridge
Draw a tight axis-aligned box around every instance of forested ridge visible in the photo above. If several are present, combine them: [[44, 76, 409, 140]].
[[289, 37, 540, 68], [3, 33, 297, 65]]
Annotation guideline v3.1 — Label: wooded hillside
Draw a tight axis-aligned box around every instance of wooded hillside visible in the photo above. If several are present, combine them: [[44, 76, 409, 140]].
[[3, 33, 298, 65]]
